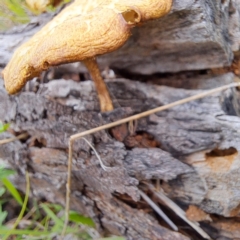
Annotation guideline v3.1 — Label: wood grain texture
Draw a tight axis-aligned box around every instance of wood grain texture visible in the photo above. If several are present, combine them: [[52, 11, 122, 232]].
[[1, 0, 240, 75], [1, 70, 240, 238], [1, 0, 240, 238]]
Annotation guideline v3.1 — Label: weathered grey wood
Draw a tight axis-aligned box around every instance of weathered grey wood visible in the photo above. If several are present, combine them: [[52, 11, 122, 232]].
[[0, 75, 194, 239], [1, 0, 240, 73], [1, 70, 240, 239], [100, 0, 239, 74], [1, 0, 240, 238]]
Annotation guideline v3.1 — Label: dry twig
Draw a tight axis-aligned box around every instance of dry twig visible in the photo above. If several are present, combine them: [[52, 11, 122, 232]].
[[0, 133, 28, 145], [61, 81, 240, 237], [146, 183, 212, 239]]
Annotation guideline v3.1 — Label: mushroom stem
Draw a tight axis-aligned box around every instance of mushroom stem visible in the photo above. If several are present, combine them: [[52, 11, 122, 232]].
[[83, 58, 114, 112]]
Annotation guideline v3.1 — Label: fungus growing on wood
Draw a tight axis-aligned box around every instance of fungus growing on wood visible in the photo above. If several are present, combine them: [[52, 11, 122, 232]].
[[2, 0, 172, 112], [25, 0, 63, 13]]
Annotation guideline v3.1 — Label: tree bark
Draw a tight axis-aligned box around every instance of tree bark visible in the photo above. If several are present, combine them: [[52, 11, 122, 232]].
[[1, 1, 240, 239], [1, 1, 240, 73]]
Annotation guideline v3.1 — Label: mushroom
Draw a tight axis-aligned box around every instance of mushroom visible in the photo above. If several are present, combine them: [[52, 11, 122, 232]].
[[25, 0, 63, 13], [2, 0, 172, 112]]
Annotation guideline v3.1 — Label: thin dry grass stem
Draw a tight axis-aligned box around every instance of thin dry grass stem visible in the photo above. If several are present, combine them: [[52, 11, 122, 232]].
[[5, 207, 37, 227], [146, 183, 212, 239], [61, 137, 110, 238], [22, 206, 37, 221], [9, 219, 45, 231], [70, 82, 240, 141], [139, 189, 178, 231], [0, 133, 28, 145], [61, 81, 240, 237], [61, 140, 73, 238], [82, 137, 111, 171]]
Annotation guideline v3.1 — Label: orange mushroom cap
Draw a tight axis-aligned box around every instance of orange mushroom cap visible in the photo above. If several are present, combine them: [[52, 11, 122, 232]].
[[2, 0, 172, 94]]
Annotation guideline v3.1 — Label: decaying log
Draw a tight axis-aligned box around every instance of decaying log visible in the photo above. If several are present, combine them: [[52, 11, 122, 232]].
[[1, 69, 240, 239], [2, 0, 240, 239], [1, 0, 240, 74]]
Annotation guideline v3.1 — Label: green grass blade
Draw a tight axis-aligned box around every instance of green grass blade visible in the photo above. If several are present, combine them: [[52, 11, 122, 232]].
[[2, 178, 23, 206], [0, 203, 8, 227], [0, 212, 8, 227], [40, 203, 64, 227], [0, 123, 10, 133], [4, 0, 28, 18], [43, 215, 50, 231], [0, 167, 16, 180], [0, 198, 8, 226], [0, 188, 6, 197], [0, 228, 51, 236], [2, 171, 30, 240], [99, 237, 126, 240], [0, 0, 29, 31], [44, 203, 62, 212], [69, 211, 95, 227]]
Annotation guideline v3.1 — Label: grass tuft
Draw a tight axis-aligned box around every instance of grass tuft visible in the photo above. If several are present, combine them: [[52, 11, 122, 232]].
[[0, 166, 124, 239]]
